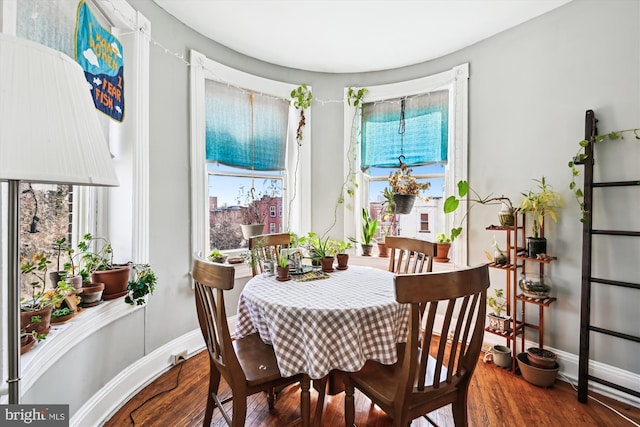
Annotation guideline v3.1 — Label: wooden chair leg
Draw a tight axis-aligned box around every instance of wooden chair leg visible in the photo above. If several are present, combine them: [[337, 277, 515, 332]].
[[231, 395, 248, 427], [204, 361, 221, 426], [267, 387, 276, 410]]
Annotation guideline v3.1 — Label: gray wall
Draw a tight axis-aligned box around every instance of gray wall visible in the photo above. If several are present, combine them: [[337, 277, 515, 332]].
[[26, 0, 640, 416]]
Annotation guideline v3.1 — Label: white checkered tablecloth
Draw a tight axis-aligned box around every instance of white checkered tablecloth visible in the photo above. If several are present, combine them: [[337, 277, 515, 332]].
[[235, 265, 409, 379]]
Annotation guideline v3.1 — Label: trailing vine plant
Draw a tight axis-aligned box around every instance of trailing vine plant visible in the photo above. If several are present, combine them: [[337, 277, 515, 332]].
[[287, 84, 313, 230], [324, 87, 368, 237], [290, 84, 313, 145], [568, 127, 640, 222]]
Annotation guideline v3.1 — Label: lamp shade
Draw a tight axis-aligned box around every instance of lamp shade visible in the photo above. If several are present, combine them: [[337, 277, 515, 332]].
[[0, 33, 118, 186]]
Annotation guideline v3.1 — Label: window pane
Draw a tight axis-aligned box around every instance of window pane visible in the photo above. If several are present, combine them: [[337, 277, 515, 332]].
[[208, 164, 283, 251]]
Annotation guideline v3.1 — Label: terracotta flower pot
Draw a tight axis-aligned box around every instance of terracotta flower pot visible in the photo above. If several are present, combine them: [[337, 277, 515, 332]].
[[81, 282, 105, 307], [20, 305, 52, 337], [434, 243, 451, 263], [336, 253, 349, 270], [92, 265, 130, 300], [320, 256, 335, 272], [377, 242, 388, 258], [276, 265, 290, 281]]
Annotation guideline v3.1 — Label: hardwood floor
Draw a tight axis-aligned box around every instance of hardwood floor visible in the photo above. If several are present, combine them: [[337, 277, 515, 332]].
[[105, 349, 640, 427]]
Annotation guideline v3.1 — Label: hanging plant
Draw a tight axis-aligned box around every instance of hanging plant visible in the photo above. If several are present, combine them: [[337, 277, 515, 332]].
[[325, 87, 368, 235], [290, 84, 313, 145], [568, 127, 640, 222]]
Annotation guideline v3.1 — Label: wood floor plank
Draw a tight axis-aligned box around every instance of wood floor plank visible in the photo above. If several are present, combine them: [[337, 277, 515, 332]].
[[105, 349, 640, 427]]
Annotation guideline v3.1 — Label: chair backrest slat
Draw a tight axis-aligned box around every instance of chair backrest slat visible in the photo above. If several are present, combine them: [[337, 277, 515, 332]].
[[386, 236, 436, 275], [249, 233, 291, 276]]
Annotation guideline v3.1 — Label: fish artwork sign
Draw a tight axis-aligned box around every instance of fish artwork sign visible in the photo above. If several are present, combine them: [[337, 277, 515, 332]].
[[75, 0, 124, 122]]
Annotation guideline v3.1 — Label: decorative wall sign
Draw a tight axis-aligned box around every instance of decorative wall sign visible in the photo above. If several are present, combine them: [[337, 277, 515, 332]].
[[75, 0, 124, 122]]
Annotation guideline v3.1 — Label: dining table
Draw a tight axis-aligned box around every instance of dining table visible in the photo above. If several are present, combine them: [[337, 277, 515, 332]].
[[235, 264, 409, 381]]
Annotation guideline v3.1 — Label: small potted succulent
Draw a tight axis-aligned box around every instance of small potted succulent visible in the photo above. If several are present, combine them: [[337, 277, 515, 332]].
[[208, 249, 227, 264]]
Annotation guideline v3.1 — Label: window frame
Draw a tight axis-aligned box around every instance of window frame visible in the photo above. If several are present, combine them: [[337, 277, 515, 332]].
[[343, 63, 469, 265], [189, 51, 311, 258]]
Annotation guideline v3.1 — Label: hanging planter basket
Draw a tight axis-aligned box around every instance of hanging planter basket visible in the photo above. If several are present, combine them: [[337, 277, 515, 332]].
[[393, 194, 416, 214]]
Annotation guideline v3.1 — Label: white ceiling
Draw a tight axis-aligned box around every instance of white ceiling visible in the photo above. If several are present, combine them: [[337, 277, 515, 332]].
[[153, 0, 572, 73]]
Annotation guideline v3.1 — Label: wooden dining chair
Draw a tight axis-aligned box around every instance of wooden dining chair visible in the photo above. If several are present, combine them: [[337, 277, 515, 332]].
[[248, 233, 291, 276], [385, 236, 436, 274], [344, 264, 490, 427], [192, 256, 310, 427]]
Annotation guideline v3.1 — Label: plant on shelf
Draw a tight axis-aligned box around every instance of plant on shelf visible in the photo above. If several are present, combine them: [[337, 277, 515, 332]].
[[568, 127, 640, 222], [434, 233, 452, 263], [387, 161, 430, 214], [486, 288, 510, 332], [20, 254, 74, 335], [516, 177, 563, 258], [20, 253, 56, 310], [125, 263, 157, 306], [77, 233, 157, 303]]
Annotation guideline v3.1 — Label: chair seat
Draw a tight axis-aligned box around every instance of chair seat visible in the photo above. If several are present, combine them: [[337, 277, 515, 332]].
[[234, 333, 287, 385], [349, 345, 451, 409]]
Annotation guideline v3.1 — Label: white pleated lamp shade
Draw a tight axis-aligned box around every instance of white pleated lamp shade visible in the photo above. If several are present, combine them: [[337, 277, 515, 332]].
[[0, 33, 118, 186]]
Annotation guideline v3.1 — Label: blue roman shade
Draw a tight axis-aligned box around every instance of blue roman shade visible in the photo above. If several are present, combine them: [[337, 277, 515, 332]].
[[361, 90, 449, 169], [205, 80, 289, 171]]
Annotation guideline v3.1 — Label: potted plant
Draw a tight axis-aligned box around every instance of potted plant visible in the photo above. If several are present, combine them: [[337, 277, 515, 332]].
[[315, 236, 338, 272], [237, 182, 278, 239], [76, 233, 131, 300], [208, 249, 227, 264], [387, 162, 430, 214], [125, 263, 157, 306], [444, 180, 515, 235], [275, 249, 291, 281], [486, 288, 510, 332], [50, 279, 81, 323], [358, 208, 378, 256], [335, 240, 352, 270], [516, 177, 563, 258], [377, 188, 398, 257], [50, 237, 68, 286], [435, 233, 453, 263], [20, 253, 71, 336]]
